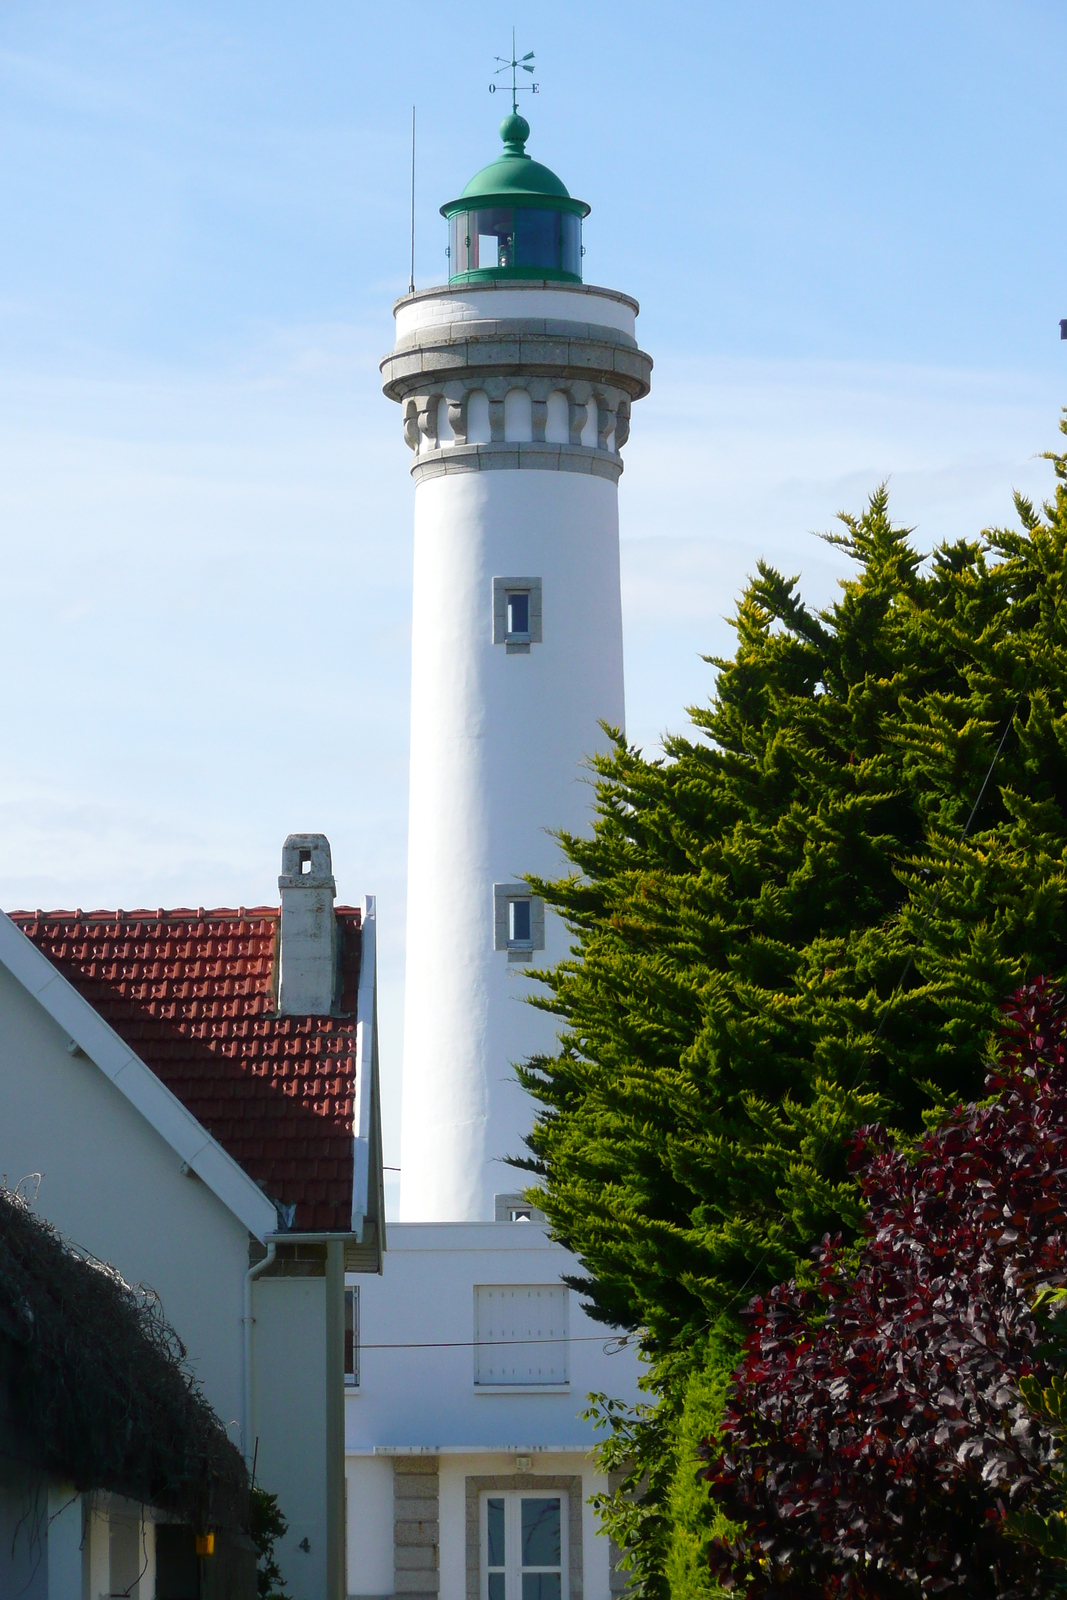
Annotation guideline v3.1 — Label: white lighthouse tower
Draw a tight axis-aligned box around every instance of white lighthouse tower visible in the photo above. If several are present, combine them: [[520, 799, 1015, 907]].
[[343, 97, 651, 1600], [382, 107, 652, 1224]]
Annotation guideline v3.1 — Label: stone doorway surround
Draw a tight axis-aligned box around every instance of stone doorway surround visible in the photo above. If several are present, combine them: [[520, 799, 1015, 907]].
[[394, 1456, 440, 1599], [463, 1474, 583, 1600]]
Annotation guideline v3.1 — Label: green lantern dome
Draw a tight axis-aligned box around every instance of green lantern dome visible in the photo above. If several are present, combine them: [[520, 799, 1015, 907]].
[[441, 116, 589, 286]]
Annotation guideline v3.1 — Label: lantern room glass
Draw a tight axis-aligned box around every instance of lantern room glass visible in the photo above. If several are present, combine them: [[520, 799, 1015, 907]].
[[449, 207, 581, 279]]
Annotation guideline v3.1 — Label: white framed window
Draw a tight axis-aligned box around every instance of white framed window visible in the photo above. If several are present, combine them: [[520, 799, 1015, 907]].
[[510, 898, 531, 944], [474, 1285, 569, 1387], [493, 884, 545, 962], [508, 590, 530, 638], [481, 1490, 567, 1600], [345, 1285, 359, 1387], [493, 577, 543, 654]]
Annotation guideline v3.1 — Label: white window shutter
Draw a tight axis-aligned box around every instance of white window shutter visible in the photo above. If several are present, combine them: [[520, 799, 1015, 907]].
[[474, 1285, 569, 1385]]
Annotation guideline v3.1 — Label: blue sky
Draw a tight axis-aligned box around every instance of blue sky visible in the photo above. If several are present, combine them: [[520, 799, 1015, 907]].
[[2, 2, 1065, 1198]]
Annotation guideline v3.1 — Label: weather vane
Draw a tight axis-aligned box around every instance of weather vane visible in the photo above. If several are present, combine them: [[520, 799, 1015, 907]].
[[489, 29, 539, 113]]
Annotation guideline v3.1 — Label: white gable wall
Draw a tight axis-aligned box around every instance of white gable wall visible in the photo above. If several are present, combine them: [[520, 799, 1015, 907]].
[[0, 960, 250, 1442]]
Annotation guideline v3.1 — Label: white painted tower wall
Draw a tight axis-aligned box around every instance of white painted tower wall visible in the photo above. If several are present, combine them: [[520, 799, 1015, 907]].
[[382, 280, 652, 1222]]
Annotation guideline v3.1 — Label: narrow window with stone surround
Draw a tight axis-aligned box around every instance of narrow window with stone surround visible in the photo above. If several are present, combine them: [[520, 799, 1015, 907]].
[[494, 1192, 547, 1223], [344, 1286, 359, 1387], [493, 577, 542, 654], [493, 885, 545, 962]]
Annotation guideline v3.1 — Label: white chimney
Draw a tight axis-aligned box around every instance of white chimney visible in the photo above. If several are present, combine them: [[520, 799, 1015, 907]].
[[277, 833, 338, 1015]]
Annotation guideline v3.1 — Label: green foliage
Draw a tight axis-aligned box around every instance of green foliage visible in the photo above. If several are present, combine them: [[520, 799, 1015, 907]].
[[515, 418, 1067, 1595], [0, 1186, 249, 1533], [250, 1487, 289, 1600], [584, 1334, 742, 1599], [1008, 1287, 1067, 1584], [584, 1329, 740, 1597], [662, 1352, 740, 1600]]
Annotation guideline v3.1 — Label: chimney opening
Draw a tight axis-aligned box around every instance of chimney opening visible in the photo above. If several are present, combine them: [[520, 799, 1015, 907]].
[[300, 849, 312, 875]]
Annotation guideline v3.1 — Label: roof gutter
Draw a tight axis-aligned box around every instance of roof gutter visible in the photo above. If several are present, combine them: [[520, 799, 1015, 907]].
[[242, 1240, 276, 1461]]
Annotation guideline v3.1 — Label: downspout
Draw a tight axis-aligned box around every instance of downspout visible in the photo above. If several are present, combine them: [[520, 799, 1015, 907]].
[[243, 1242, 276, 1462], [325, 1237, 346, 1600]]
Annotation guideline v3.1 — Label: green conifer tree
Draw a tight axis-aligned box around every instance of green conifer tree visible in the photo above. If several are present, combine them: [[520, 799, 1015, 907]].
[[514, 419, 1067, 1597]]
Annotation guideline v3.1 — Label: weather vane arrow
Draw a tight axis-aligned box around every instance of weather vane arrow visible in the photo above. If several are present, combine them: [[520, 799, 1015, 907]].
[[489, 29, 538, 112]]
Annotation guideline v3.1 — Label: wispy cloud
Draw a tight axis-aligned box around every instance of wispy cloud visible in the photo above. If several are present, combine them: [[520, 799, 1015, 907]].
[[619, 351, 1063, 750]]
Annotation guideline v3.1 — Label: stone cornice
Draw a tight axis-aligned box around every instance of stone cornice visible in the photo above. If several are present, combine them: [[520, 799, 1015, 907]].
[[410, 440, 623, 484], [382, 283, 651, 476], [380, 322, 652, 404]]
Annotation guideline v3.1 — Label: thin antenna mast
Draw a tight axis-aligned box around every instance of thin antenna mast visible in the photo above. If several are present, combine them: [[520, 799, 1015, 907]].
[[409, 105, 416, 295]]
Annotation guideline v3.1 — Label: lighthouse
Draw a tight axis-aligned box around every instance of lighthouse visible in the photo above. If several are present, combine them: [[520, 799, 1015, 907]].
[[381, 108, 652, 1224], [344, 97, 652, 1600]]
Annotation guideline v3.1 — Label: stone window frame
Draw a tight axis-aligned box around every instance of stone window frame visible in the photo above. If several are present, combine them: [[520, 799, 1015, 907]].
[[493, 884, 545, 963], [493, 576, 543, 655], [465, 1475, 583, 1600]]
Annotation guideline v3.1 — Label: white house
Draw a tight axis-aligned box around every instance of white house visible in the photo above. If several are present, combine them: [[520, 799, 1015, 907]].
[[351, 103, 653, 1600], [346, 1225, 642, 1600], [0, 833, 384, 1600]]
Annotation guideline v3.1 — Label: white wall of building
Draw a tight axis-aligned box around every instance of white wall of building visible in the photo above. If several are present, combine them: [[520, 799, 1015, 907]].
[[345, 1225, 641, 1599], [253, 1275, 331, 1598], [0, 1475, 164, 1600], [401, 466, 625, 1223], [345, 1456, 395, 1597], [0, 961, 249, 1436], [346, 1223, 642, 1451]]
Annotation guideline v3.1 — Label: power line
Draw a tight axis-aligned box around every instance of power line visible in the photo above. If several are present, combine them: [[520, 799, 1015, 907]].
[[361, 1334, 631, 1353]]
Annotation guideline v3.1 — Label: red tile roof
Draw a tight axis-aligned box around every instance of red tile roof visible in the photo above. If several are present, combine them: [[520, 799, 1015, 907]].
[[9, 907, 361, 1234]]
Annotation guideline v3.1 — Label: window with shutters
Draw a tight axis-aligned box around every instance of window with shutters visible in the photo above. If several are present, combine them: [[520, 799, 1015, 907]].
[[474, 1285, 569, 1387], [481, 1491, 567, 1600]]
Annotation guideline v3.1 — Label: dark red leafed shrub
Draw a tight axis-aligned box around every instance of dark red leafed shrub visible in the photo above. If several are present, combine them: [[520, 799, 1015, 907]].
[[701, 978, 1067, 1599]]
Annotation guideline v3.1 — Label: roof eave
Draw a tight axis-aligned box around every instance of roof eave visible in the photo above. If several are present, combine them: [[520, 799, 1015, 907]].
[[0, 911, 279, 1244]]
